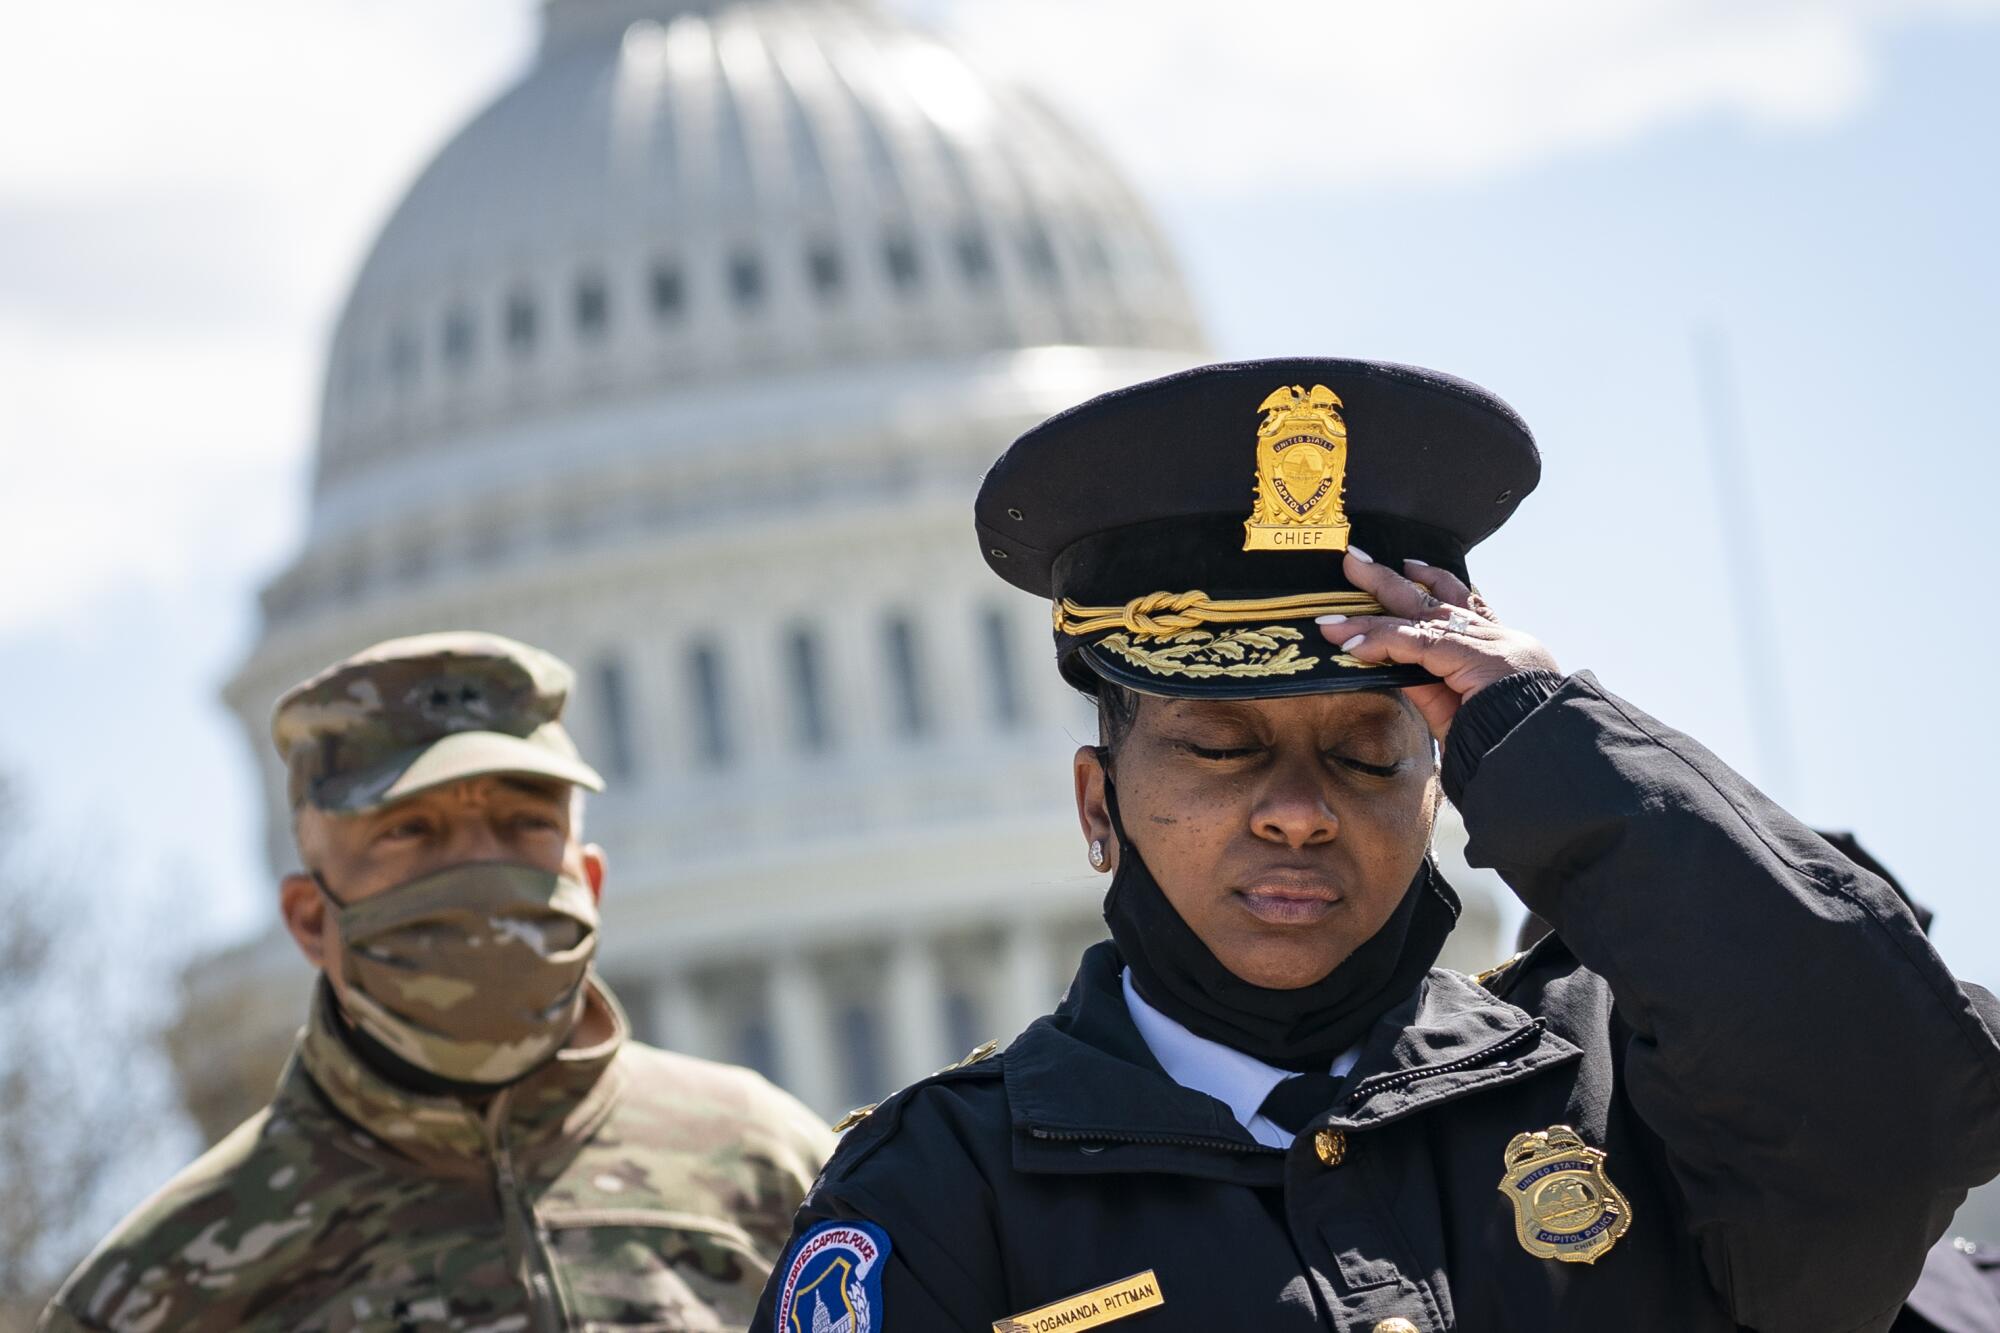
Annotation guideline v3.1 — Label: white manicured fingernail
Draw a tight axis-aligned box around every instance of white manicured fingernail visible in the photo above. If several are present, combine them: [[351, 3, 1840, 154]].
[[1404, 557, 1429, 568], [1315, 614, 1348, 625], [1347, 546, 1374, 564], [1340, 634, 1367, 652]]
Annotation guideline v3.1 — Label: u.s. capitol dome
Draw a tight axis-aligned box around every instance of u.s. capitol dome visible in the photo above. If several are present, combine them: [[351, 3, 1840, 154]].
[[189, 0, 1502, 1134]]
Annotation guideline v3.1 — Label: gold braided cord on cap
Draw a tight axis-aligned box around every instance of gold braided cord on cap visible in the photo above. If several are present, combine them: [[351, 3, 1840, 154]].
[[1055, 589, 1386, 640]]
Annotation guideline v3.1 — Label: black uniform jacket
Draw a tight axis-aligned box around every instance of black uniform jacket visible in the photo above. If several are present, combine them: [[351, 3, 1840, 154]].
[[757, 675, 2000, 1333]]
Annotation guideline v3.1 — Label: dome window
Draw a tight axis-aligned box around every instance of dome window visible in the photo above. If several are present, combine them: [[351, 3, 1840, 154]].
[[944, 989, 983, 1062], [394, 536, 432, 584], [333, 555, 367, 603], [262, 577, 301, 624], [1020, 224, 1060, 286], [807, 243, 843, 300], [593, 655, 639, 781], [883, 614, 931, 737], [735, 1016, 778, 1083], [728, 250, 765, 310], [686, 640, 733, 766], [466, 521, 506, 566], [650, 262, 685, 322], [504, 291, 539, 356], [387, 326, 419, 390], [837, 1001, 887, 1107], [979, 605, 1024, 728], [441, 306, 476, 372], [954, 230, 993, 285], [883, 233, 921, 293], [1081, 231, 1112, 277], [574, 272, 611, 339], [785, 625, 834, 752]]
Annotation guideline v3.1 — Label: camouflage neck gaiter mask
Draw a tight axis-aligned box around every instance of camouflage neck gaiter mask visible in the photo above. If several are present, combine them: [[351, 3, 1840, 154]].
[[314, 861, 599, 1087]]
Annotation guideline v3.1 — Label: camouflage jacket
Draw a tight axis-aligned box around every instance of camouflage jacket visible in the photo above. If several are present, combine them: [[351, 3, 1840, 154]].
[[40, 979, 834, 1332]]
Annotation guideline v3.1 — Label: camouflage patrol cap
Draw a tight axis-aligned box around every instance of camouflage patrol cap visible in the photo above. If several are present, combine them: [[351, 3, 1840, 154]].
[[272, 631, 606, 813]]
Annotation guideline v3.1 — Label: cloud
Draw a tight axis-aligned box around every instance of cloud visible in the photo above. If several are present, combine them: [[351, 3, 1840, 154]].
[[0, 312, 304, 630], [924, 0, 2000, 190], [3, 0, 1996, 635], [0, 1, 535, 635]]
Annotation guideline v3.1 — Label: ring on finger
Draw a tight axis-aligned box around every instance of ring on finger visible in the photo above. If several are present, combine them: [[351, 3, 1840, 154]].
[[1442, 608, 1479, 635]]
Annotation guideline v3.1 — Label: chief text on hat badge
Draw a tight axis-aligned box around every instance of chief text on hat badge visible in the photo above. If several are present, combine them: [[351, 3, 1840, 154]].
[[1244, 384, 1352, 552], [1498, 1126, 1632, 1264]]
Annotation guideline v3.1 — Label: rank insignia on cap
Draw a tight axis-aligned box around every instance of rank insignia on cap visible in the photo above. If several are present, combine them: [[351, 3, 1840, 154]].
[[776, 1221, 890, 1333], [973, 357, 1540, 701], [1497, 1125, 1632, 1265], [1244, 384, 1352, 552]]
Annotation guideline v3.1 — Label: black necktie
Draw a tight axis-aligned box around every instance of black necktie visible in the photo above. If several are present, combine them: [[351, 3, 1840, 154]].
[[1257, 1073, 1345, 1136]]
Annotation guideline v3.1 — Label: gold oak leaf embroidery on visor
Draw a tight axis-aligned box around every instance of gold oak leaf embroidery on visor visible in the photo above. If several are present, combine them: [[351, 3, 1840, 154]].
[[1059, 591, 1381, 679], [1097, 626, 1368, 679]]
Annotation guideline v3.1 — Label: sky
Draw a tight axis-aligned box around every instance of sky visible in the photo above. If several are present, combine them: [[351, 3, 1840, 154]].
[[3, 0, 1998, 996]]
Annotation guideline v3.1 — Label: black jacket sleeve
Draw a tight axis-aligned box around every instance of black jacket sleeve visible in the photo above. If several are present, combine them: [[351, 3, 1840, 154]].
[[1453, 671, 2000, 1333], [752, 1078, 1008, 1332]]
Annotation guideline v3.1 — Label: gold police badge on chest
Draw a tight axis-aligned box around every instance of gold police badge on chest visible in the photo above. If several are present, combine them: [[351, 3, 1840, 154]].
[[1497, 1126, 1632, 1264], [1244, 384, 1352, 552]]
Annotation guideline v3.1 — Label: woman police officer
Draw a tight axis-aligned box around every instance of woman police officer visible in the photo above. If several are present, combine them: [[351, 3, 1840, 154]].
[[754, 359, 2000, 1332]]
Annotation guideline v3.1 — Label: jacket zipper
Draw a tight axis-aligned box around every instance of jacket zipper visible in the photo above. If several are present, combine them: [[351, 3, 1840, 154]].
[[484, 1092, 566, 1333], [1028, 1127, 1284, 1155], [1342, 1019, 1546, 1103]]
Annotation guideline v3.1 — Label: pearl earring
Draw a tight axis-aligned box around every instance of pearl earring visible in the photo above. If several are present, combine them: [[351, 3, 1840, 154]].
[[1089, 839, 1107, 869]]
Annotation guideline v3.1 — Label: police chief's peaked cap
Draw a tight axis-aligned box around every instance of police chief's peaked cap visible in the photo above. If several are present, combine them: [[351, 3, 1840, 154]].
[[975, 358, 1541, 699]]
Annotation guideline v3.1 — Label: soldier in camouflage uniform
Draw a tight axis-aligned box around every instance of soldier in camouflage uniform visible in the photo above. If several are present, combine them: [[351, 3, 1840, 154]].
[[41, 632, 834, 1332]]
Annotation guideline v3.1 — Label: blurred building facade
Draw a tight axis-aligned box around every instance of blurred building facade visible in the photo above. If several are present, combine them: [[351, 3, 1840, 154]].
[[184, 0, 1509, 1140]]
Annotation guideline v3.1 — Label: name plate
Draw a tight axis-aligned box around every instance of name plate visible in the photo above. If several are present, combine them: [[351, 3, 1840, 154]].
[[992, 1270, 1164, 1333]]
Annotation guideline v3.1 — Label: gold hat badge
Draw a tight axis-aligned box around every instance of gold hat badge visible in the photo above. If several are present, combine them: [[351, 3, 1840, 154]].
[[1497, 1125, 1633, 1264], [1244, 384, 1352, 552]]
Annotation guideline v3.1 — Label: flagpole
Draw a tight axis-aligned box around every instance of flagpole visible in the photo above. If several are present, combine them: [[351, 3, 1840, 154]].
[[1693, 327, 1798, 804]]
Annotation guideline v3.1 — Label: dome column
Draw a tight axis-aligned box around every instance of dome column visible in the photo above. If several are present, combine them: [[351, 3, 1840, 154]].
[[1000, 918, 1060, 1037], [769, 951, 839, 1115], [884, 931, 948, 1085], [648, 971, 712, 1061]]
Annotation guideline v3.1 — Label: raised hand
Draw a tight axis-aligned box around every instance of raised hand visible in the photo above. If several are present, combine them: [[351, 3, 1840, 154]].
[[1317, 549, 1560, 741]]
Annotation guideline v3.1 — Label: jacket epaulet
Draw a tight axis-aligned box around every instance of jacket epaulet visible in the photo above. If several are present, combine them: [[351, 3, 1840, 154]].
[[1472, 950, 1530, 993], [1471, 933, 1574, 1001], [829, 1039, 1003, 1134]]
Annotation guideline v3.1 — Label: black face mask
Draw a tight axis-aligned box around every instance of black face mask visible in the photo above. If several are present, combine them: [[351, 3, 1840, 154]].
[[1100, 765, 1459, 1072]]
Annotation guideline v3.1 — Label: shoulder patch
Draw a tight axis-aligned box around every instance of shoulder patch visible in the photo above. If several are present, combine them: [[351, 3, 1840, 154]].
[[775, 1220, 891, 1333]]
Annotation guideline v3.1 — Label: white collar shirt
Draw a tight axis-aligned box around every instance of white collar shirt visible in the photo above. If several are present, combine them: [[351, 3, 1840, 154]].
[[1121, 967, 1360, 1149]]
